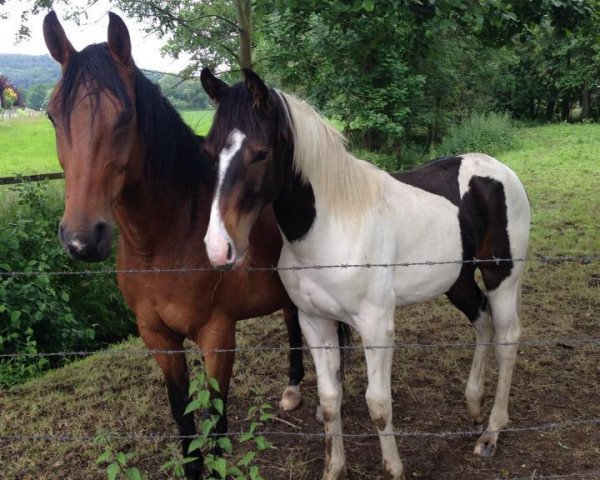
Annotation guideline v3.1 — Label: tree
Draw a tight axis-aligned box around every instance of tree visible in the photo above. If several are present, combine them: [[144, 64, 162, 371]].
[[0, 75, 24, 109], [25, 83, 51, 110]]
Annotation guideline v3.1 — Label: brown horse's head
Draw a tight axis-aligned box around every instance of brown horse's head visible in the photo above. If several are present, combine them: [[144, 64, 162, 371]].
[[43, 11, 138, 262]]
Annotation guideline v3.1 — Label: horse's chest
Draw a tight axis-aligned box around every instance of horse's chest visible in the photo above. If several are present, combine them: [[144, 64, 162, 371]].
[[279, 270, 341, 317]]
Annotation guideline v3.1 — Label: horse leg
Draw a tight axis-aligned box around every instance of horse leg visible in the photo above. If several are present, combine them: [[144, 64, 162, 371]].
[[474, 274, 522, 457], [279, 304, 305, 411], [299, 311, 345, 480], [138, 322, 201, 480], [446, 269, 493, 432], [194, 317, 236, 454], [359, 311, 404, 480]]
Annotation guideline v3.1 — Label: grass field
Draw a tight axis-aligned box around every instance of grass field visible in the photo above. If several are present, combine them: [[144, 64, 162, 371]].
[[0, 110, 215, 177], [1, 123, 599, 479]]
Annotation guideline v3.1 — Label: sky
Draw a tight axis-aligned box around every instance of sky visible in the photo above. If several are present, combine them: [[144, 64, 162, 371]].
[[0, 0, 190, 73]]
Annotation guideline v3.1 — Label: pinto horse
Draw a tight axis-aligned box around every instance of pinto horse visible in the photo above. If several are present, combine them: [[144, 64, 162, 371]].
[[201, 68, 531, 479], [43, 12, 307, 479]]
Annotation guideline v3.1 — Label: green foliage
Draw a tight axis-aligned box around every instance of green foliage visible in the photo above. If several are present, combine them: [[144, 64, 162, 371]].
[[184, 369, 273, 480], [25, 83, 53, 111], [0, 181, 134, 387], [433, 112, 517, 157], [95, 369, 273, 480], [95, 435, 144, 480]]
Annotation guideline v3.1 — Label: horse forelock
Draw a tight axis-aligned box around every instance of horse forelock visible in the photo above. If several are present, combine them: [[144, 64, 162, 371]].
[[57, 42, 213, 217], [58, 43, 132, 138]]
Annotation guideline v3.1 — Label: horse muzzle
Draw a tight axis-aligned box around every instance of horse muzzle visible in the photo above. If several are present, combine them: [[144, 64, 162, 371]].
[[59, 220, 113, 262]]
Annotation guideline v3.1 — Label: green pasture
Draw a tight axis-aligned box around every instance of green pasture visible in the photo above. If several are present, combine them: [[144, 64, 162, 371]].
[[1, 116, 599, 258], [0, 110, 215, 178], [0, 114, 58, 176]]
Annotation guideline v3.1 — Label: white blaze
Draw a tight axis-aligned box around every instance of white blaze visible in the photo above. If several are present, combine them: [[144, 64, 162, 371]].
[[204, 129, 246, 266]]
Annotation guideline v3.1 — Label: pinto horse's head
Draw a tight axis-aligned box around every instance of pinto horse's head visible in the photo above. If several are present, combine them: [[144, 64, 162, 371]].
[[200, 68, 293, 268], [44, 11, 138, 262]]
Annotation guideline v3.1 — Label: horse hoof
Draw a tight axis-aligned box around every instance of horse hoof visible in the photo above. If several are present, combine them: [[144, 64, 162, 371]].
[[473, 432, 497, 458], [279, 385, 302, 411], [315, 405, 324, 424]]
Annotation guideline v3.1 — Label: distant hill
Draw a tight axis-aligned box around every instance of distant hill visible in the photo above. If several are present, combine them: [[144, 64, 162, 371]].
[[0, 54, 60, 91], [0, 53, 209, 110]]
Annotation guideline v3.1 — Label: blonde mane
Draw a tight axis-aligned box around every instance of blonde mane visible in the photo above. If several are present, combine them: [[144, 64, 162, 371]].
[[278, 92, 382, 218]]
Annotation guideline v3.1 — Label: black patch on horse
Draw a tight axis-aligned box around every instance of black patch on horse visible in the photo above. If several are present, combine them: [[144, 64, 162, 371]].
[[449, 174, 513, 315], [394, 155, 463, 206], [273, 171, 316, 243]]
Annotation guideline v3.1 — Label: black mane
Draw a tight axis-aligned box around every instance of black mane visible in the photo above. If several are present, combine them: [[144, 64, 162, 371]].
[[57, 43, 214, 210]]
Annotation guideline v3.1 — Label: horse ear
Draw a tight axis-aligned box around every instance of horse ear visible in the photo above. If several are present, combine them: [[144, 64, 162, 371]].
[[242, 68, 268, 108], [43, 11, 76, 67], [107, 12, 132, 65], [201, 68, 230, 105]]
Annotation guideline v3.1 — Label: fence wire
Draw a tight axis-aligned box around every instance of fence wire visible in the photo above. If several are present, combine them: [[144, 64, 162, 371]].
[[1, 417, 598, 443], [502, 471, 600, 480], [0, 336, 598, 360], [0, 254, 598, 277]]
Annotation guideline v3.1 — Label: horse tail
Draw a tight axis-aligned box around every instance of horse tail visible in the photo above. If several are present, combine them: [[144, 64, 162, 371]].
[[337, 322, 352, 382]]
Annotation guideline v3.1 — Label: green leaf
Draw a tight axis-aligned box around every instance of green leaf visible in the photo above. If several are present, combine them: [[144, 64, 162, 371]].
[[217, 436, 233, 454], [188, 437, 205, 454], [107, 462, 119, 480], [208, 377, 220, 393], [116, 452, 127, 465], [363, 0, 375, 12], [259, 412, 273, 422], [237, 450, 255, 467], [239, 432, 253, 443], [255, 436, 272, 451], [212, 457, 227, 478], [184, 398, 203, 416], [199, 390, 211, 409], [213, 398, 224, 415], [96, 449, 112, 464], [126, 467, 143, 480]]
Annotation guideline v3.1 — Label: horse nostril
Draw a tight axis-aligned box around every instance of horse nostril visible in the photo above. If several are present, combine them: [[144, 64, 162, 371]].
[[226, 243, 233, 262], [94, 222, 107, 242]]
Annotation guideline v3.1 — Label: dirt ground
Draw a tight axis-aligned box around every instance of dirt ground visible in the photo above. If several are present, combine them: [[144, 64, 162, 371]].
[[1, 261, 599, 479]]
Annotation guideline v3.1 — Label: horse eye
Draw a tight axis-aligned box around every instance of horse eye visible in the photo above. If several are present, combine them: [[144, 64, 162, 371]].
[[251, 150, 268, 163], [47, 112, 56, 127]]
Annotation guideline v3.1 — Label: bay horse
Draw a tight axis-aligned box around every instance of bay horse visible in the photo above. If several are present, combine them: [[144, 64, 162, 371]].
[[43, 12, 307, 479], [201, 68, 531, 479]]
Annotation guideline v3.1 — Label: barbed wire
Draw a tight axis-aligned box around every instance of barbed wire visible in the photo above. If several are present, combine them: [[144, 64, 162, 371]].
[[501, 471, 600, 480], [0, 254, 598, 277], [0, 336, 598, 360], [1, 417, 598, 443]]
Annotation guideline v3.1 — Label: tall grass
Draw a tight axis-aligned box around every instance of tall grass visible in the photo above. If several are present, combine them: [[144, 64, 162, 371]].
[[433, 111, 517, 157]]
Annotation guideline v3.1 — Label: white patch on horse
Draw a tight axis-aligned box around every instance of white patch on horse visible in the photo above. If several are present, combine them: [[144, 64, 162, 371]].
[[273, 123, 529, 475], [204, 129, 246, 263]]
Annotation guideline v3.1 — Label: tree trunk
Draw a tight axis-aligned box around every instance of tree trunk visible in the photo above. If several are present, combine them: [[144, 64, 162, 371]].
[[560, 98, 570, 122], [581, 85, 590, 120], [234, 0, 252, 69], [545, 98, 556, 122]]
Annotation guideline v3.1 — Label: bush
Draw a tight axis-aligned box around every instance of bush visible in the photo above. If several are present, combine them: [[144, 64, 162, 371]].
[[0, 181, 135, 386], [433, 111, 517, 157]]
